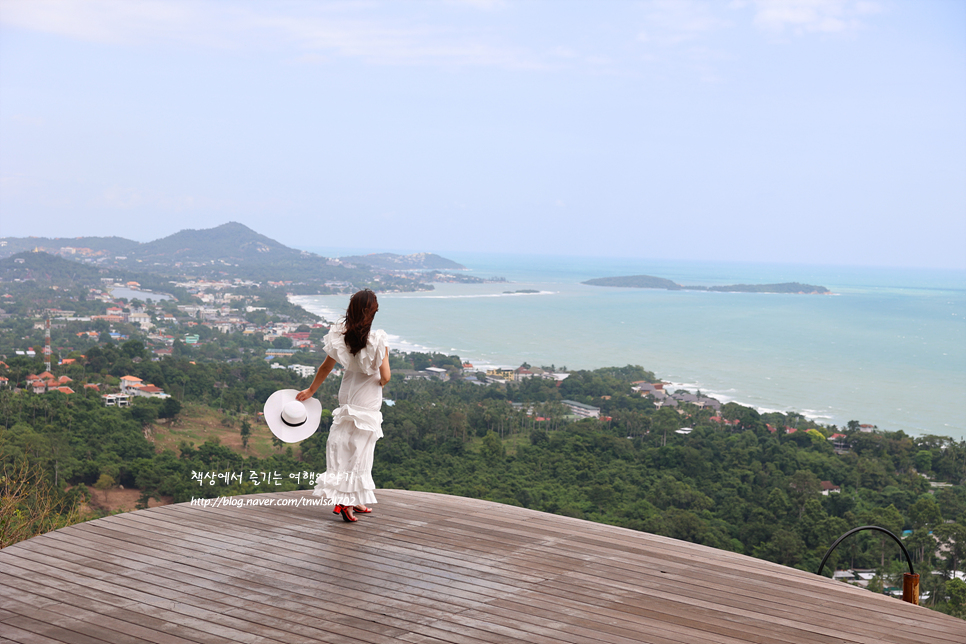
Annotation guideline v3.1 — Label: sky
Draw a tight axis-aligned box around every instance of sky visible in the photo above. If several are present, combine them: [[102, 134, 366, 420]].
[[1, 0, 964, 269]]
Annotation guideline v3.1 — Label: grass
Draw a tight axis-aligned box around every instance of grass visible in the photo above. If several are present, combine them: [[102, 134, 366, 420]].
[[147, 403, 289, 459], [464, 430, 533, 457]]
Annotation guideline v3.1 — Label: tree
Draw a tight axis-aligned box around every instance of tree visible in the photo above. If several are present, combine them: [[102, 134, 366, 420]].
[[653, 407, 679, 447], [905, 528, 938, 569], [765, 488, 793, 520], [867, 574, 884, 594], [862, 505, 904, 568], [158, 397, 182, 420], [0, 452, 81, 547], [129, 401, 158, 425], [240, 418, 252, 450], [480, 431, 504, 462], [272, 336, 293, 350], [935, 523, 966, 577], [946, 578, 966, 619], [909, 495, 943, 530], [788, 470, 821, 519], [121, 339, 146, 360], [754, 529, 805, 567], [172, 339, 192, 358]]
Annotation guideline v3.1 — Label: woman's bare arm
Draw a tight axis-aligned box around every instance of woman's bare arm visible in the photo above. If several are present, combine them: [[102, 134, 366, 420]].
[[296, 355, 337, 401], [379, 348, 391, 387]]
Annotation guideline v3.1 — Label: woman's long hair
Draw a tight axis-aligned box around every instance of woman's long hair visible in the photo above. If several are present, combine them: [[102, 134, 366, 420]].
[[343, 289, 379, 355]]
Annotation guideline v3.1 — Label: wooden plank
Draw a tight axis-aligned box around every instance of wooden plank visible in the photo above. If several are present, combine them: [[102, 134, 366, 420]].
[[125, 508, 744, 644], [174, 496, 966, 636], [81, 521, 560, 644], [1, 551, 393, 644], [97, 511, 523, 606], [0, 622, 72, 644], [394, 504, 956, 640], [14, 538, 490, 644], [24, 520, 536, 639], [125, 494, 966, 640], [0, 589, 208, 644], [0, 615, 114, 644], [180, 496, 960, 640], [1, 489, 962, 644], [0, 561, 292, 644], [193, 496, 948, 640], [72, 504, 700, 644], [0, 570, 237, 644], [0, 599, 155, 644]]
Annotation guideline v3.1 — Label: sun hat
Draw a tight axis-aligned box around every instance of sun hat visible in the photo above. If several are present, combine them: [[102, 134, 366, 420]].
[[263, 389, 323, 443]]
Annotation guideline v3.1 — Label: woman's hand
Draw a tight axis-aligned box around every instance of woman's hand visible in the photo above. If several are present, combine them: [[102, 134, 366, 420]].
[[298, 356, 337, 401]]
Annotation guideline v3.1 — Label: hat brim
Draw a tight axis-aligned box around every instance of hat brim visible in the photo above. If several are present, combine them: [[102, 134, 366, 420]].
[[264, 389, 323, 443]]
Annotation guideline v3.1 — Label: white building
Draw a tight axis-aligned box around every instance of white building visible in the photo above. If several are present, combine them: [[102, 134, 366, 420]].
[[103, 393, 132, 407], [287, 364, 318, 378], [561, 400, 601, 419]]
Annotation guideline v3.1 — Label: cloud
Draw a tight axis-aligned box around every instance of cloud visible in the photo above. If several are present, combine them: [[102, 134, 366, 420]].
[[0, 173, 33, 192], [0, 0, 200, 46], [637, 0, 732, 45], [98, 184, 201, 212], [443, 0, 508, 9], [632, 1, 735, 82], [734, 0, 882, 35], [0, 0, 543, 69]]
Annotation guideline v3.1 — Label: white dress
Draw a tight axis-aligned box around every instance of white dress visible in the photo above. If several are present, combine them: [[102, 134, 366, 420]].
[[312, 324, 388, 507]]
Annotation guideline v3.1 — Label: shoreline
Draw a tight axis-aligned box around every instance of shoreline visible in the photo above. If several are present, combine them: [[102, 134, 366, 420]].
[[287, 292, 936, 437]]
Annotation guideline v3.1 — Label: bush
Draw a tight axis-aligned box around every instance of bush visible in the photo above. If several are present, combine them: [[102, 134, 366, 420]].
[[158, 397, 182, 419], [93, 473, 115, 490]]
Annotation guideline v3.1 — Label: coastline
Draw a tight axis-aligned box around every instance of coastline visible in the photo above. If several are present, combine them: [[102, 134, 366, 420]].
[[288, 259, 965, 440], [290, 294, 895, 436]]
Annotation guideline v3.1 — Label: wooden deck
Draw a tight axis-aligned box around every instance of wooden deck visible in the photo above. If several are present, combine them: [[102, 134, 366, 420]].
[[1, 489, 962, 643]]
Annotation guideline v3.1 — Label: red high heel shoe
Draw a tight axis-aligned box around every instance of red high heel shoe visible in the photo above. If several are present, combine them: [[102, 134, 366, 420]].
[[332, 504, 343, 515], [339, 506, 358, 523], [353, 506, 372, 514]]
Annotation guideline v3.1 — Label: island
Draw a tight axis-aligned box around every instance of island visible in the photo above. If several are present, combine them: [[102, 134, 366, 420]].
[[583, 275, 829, 294]]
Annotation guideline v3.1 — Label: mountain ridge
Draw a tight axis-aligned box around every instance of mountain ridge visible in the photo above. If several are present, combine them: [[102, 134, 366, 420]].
[[0, 223, 462, 286], [338, 252, 465, 271]]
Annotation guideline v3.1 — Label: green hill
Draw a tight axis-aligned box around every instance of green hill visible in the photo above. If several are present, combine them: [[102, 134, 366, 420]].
[[0, 235, 140, 258], [0, 251, 118, 287], [584, 275, 829, 294], [136, 222, 298, 264], [582, 275, 681, 289], [0, 223, 463, 288], [701, 282, 830, 294], [339, 252, 465, 270]]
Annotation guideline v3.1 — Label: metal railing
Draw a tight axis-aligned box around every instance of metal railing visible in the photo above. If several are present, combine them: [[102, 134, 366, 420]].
[[817, 525, 919, 605]]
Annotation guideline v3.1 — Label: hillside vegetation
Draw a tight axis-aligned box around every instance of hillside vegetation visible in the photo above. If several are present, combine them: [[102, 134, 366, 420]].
[[2, 350, 965, 618]]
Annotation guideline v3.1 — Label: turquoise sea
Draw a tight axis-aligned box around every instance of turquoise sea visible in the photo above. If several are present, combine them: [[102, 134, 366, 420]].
[[292, 255, 966, 440]]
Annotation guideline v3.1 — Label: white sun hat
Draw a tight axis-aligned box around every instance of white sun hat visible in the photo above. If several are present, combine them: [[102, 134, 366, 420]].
[[264, 389, 323, 443]]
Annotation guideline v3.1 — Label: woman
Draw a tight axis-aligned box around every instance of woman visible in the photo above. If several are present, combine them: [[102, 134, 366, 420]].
[[296, 289, 391, 522]]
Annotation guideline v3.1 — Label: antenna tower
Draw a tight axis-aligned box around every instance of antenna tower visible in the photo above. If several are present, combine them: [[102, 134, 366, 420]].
[[44, 310, 52, 373]]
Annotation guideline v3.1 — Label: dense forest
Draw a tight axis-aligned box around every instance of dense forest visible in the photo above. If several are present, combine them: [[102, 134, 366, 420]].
[[2, 347, 965, 619]]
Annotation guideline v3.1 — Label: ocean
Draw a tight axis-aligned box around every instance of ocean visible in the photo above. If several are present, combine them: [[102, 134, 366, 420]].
[[292, 254, 966, 440]]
